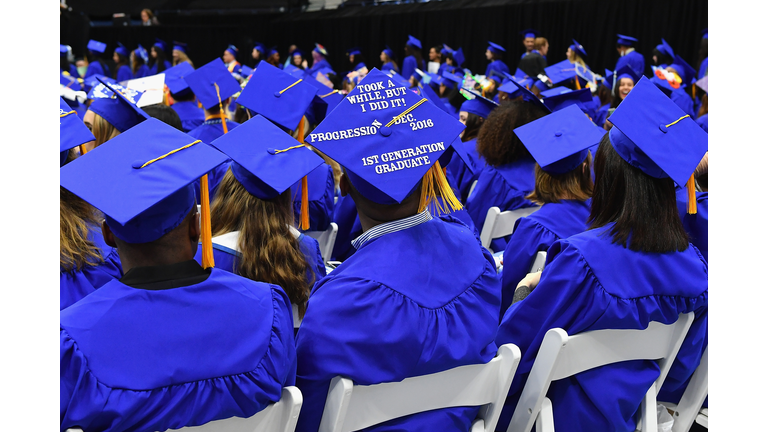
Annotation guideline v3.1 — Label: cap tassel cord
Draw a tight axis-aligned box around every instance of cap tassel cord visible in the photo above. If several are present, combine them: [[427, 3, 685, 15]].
[[418, 161, 462, 216], [297, 118, 310, 231], [660, 114, 696, 215], [163, 84, 170, 106], [574, 77, 581, 90], [200, 174, 215, 268], [320, 90, 339, 98], [213, 82, 228, 134], [385, 98, 427, 127], [280, 79, 304, 94]]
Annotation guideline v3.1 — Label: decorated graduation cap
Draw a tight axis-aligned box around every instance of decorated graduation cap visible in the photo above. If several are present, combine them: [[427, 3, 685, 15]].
[[520, 29, 540, 39], [569, 39, 588, 58], [82, 74, 116, 93], [87, 40, 106, 54], [669, 55, 697, 85], [459, 87, 499, 119], [209, 115, 325, 201], [406, 35, 422, 49], [237, 61, 320, 130], [616, 34, 638, 47], [88, 77, 150, 133], [515, 104, 605, 175], [608, 77, 708, 214], [656, 38, 675, 59], [184, 58, 241, 111], [225, 44, 238, 56], [542, 88, 593, 113], [164, 61, 195, 96], [309, 68, 465, 214], [314, 43, 328, 56], [173, 41, 187, 53], [505, 77, 552, 113], [59, 118, 229, 270], [115, 42, 129, 58], [135, 45, 149, 63], [615, 65, 641, 84], [154, 38, 168, 52], [87, 79, 142, 101], [60, 97, 95, 166], [487, 41, 506, 55]]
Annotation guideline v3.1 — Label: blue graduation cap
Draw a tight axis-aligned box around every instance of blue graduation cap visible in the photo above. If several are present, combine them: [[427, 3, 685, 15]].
[[616, 34, 638, 47], [87, 80, 142, 102], [545, 59, 586, 87], [540, 87, 572, 98], [505, 78, 551, 114], [615, 65, 641, 84], [515, 104, 606, 175], [608, 77, 708, 191], [135, 44, 149, 63], [60, 71, 82, 91], [520, 29, 541, 39], [569, 39, 588, 58], [427, 73, 446, 87], [164, 62, 196, 96], [60, 45, 68, 56], [60, 98, 95, 166], [82, 74, 116, 93], [225, 45, 238, 57], [701, 28, 708, 39], [314, 43, 328, 56], [347, 47, 362, 56], [656, 38, 675, 59], [88, 77, 150, 132], [60, 117, 230, 251], [236, 61, 319, 130], [254, 42, 265, 54], [382, 45, 395, 59], [650, 74, 675, 97], [453, 47, 465, 68], [542, 88, 593, 113], [154, 38, 168, 52], [209, 115, 325, 200], [114, 42, 129, 58], [309, 68, 465, 210], [239, 65, 254, 78], [406, 35, 422, 50], [87, 40, 106, 54], [385, 70, 410, 87], [440, 44, 452, 56], [497, 80, 522, 97], [670, 55, 697, 85], [487, 41, 506, 55], [284, 64, 305, 79], [602, 68, 615, 90], [268, 46, 279, 57], [183, 58, 241, 110], [459, 88, 499, 119], [308, 88, 345, 124], [173, 41, 187, 53], [292, 48, 305, 58], [442, 70, 465, 88]]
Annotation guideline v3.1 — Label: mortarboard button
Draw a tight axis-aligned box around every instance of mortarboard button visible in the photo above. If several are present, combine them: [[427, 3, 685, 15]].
[[659, 124, 668, 133], [379, 126, 392, 137]]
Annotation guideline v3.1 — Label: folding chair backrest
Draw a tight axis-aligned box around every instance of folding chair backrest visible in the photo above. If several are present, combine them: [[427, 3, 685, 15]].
[[670, 346, 708, 432], [305, 222, 338, 263], [507, 313, 694, 432], [166, 386, 303, 432], [319, 344, 522, 432], [529, 251, 547, 273], [480, 206, 541, 252]]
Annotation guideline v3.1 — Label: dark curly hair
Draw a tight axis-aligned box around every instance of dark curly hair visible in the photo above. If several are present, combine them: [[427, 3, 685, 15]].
[[476, 99, 548, 167]]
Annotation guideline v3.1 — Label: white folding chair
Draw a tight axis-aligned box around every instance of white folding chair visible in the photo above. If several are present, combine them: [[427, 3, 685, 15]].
[[318, 344, 522, 432], [529, 251, 547, 273], [305, 222, 338, 263], [479, 206, 541, 253], [65, 387, 302, 432], [506, 312, 695, 432], [662, 346, 708, 432], [167, 386, 303, 432]]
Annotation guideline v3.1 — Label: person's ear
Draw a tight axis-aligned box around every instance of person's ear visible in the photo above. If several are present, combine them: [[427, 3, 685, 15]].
[[339, 172, 350, 197], [102, 221, 116, 247], [190, 211, 201, 241], [582, 161, 587, 174]]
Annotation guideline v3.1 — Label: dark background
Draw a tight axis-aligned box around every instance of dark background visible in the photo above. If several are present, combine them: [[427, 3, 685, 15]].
[[60, 0, 708, 78]]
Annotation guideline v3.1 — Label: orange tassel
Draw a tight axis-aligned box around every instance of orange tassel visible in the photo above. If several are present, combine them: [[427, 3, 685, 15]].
[[200, 174, 215, 268], [418, 161, 462, 215], [686, 174, 697, 215], [692, 84, 696, 99], [79, 144, 87, 156], [300, 176, 309, 231], [163, 84, 170, 106], [574, 78, 581, 90], [214, 83, 228, 134]]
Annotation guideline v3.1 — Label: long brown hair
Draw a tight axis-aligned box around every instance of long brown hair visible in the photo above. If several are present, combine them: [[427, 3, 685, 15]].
[[60, 182, 104, 272], [90, 111, 120, 147], [697, 93, 708, 118], [526, 153, 593, 205], [211, 169, 312, 316]]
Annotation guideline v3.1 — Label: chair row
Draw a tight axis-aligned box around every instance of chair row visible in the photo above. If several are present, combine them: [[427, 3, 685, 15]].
[[65, 312, 706, 432]]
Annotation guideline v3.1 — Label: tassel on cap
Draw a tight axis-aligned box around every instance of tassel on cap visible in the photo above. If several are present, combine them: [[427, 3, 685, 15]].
[[214, 82, 228, 134], [418, 161, 463, 216], [163, 84, 170, 106], [686, 174, 697, 215], [296, 118, 310, 230], [199, 174, 215, 268]]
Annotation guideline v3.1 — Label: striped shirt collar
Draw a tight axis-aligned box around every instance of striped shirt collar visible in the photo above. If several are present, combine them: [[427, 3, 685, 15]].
[[351, 210, 432, 250]]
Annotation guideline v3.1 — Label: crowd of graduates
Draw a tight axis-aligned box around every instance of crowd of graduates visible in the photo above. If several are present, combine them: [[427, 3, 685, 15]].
[[59, 27, 708, 432]]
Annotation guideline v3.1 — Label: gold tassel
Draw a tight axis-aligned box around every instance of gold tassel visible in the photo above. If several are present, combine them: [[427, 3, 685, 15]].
[[200, 174, 215, 268], [214, 83, 228, 134], [692, 84, 696, 100], [418, 161, 462, 216], [79, 144, 87, 155], [162, 84, 170, 106], [686, 174, 697, 215], [574, 77, 581, 90], [300, 176, 310, 230]]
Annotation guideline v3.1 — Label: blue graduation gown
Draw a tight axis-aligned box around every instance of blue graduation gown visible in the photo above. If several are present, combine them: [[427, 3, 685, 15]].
[[60, 269, 297, 432], [116, 65, 132, 82], [594, 103, 610, 128], [670, 88, 695, 118], [295, 214, 501, 432], [500, 199, 591, 318], [188, 119, 240, 202], [84, 61, 109, 79], [401, 56, 425, 82], [195, 230, 327, 289], [485, 59, 510, 78], [445, 137, 483, 204], [148, 60, 172, 75], [695, 113, 708, 132], [291, 163, 335, 232], [305, 58, 333, 79], [330, 193, 362, 262], [381, 62, 398, 73], [495, 224, 708, 432], [615, 51, 645, 77], [676, 187, 708, 262], [60, 224, 123, 310], [172, 100, 205, 132], [465, 158, 537, 252], [133, 64, 150, 79]]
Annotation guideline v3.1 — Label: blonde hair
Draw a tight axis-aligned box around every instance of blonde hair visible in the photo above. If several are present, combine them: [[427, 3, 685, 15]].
[[60, 180, 104, 272], [90, 111, 120, 148], [211, 169, 312, 317], [173, 50, 194, 68]]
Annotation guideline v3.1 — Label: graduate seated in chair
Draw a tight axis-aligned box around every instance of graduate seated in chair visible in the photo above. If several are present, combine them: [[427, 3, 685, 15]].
[[60, 119, 296, 432], [295, 68, 502, 432]]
